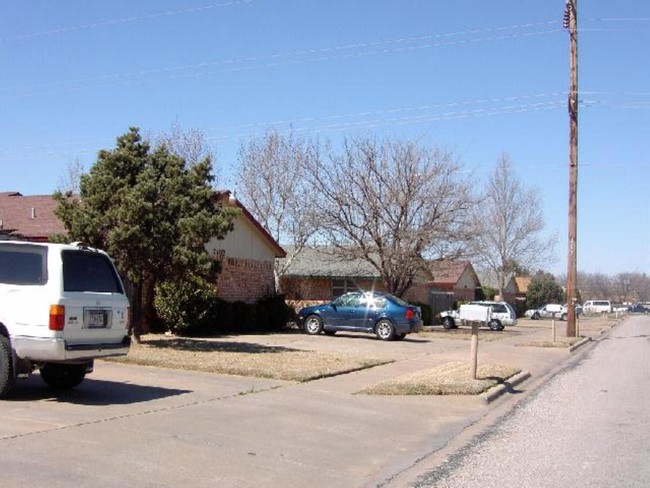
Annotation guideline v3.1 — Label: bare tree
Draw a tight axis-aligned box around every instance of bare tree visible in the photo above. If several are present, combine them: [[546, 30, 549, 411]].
[[236, 129, 320, 290], [56, 159, 85, 194], [307, 135, 475, 297], [155, 121, 219, 179], [470, 154, 557, 298], [629, 272, 650, 303], [578, 272, 613, 300]]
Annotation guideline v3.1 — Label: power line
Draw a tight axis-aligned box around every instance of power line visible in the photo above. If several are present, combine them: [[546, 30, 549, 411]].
[[2, 1, 255, 41], [0, 99, 569, 159], [0, 93, 642, 160], [2, 28, 562, 100], [204, 92, 568, 133]]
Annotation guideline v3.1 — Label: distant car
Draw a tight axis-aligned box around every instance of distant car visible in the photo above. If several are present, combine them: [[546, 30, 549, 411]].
[[525, 304, 564, 320], [439, 300, 517, 330], [583, 300, 612, 314], [525, 303, 582, 321], [297, 291, 423, 341], [628, 303, 650, 314]]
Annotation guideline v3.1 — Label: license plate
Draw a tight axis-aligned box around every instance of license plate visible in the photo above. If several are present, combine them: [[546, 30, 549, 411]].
[[86, 310, 107, 328]]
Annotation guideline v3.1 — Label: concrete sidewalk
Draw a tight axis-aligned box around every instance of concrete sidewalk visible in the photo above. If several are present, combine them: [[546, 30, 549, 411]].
[[0, 316, 619, 488]]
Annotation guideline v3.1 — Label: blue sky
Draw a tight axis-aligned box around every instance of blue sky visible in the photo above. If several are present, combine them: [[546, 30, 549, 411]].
[[1, 1, 648, 276]]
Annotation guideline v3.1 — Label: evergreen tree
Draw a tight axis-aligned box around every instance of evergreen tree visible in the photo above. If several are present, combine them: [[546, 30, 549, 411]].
[[54, 127, 236, 338], [526, 271, 565, 309]]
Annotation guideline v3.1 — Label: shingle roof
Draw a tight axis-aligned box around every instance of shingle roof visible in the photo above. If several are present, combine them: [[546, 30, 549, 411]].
[[280, 246, 379, 278], [0, 190, 286, 256], [281, 247, 476, 287], [426, 260, 474, 285], [0, 192, 66, 240]]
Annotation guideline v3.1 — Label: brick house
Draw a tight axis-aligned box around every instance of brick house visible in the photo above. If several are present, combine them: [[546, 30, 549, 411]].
[[206, 191, 286, 303], [0, 190, 284, 303], [279, 246, 481, 314]]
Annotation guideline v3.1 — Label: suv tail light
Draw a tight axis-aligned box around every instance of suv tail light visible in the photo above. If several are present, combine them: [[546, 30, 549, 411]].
[[405, 308, 414, 320], [49, 305, 65, 331]]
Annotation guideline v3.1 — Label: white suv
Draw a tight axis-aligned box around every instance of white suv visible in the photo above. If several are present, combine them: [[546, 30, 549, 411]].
[[0, 241, 130, 397]]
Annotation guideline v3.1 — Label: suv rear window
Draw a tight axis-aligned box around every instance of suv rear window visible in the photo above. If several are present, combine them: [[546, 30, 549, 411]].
[[62, 250, 124, 293], [0, 244, 48, 285]]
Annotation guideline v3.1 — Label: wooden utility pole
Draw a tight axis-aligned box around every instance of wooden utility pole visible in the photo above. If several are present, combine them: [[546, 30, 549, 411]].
[[565, 0, 579, 337]]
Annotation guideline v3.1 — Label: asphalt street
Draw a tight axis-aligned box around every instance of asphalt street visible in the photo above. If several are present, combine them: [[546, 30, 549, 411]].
[[410, 315, 650, 488]]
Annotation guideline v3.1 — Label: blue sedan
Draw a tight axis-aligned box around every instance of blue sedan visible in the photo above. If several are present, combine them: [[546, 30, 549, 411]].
[[297, 291, 423, 341]]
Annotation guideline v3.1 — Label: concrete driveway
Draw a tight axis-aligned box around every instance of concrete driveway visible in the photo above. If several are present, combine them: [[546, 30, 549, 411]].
[[0, 319, 611, 487]]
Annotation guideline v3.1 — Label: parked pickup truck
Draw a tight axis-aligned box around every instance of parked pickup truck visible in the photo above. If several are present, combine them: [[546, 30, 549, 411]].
[[439, 301, 517, 331], [0, 241, 131, 398]]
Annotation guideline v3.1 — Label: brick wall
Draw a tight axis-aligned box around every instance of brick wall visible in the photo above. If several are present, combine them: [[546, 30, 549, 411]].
[[215, 256, 275, 303]]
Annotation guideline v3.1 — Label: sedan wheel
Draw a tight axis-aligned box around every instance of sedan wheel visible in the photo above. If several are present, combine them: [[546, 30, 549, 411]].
[[375, 319, 395, 341], [304, 315, 323, 335]]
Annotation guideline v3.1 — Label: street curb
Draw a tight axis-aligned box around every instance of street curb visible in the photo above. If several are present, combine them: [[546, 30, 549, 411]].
[[481, 370, 531, 404], [483, 335, 596, 404], [569, 336, 592, 352]]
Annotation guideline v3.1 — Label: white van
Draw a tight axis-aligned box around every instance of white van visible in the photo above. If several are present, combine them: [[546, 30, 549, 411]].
[[583, 300, 612, 314]]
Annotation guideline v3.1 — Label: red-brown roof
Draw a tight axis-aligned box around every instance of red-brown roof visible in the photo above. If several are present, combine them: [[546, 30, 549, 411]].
[[1, 190, 285, 258], [428, 260, 475, 286], [514, 276, 531, 294], [0, 192, 66, 241]]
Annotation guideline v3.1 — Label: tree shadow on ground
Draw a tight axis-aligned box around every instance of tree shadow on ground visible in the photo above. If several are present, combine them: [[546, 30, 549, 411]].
[[141, 337, 303, 354]]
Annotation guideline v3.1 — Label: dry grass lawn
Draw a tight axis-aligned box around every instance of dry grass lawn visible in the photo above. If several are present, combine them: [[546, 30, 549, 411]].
[[418, 327, 521, 342], [107, 331, 525, 395], [360, 361, 521, 395], [107, 335, 392, 382]]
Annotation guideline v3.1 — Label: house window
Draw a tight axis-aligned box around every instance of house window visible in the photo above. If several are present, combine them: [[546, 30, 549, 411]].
[[332, 279, 360, 298]]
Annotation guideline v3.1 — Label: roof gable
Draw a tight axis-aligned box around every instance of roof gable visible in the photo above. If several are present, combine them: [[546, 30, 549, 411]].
[[213, 190, 286, 258], [427, 260, 477, 286], [514, 276, 531, 294]]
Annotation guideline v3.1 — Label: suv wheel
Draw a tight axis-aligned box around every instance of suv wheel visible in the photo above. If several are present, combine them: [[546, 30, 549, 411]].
[[488, 319, 504, 331], [0, 335, 15, 398], [442, 316, 455, 329], [40, 363, 87, 390]]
